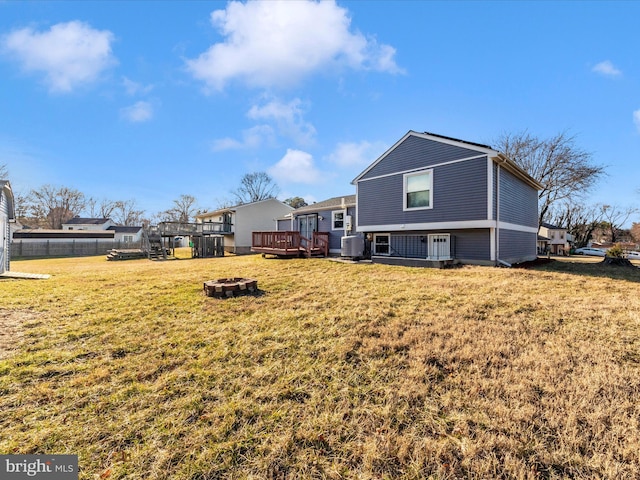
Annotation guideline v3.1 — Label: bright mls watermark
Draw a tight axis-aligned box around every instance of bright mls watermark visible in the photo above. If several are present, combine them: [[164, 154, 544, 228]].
[[0, 455, 78, 479]]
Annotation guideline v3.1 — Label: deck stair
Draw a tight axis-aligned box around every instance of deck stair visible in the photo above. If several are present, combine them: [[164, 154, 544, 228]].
[[145, 231, 168, 260], [106, 249, 146, 261]]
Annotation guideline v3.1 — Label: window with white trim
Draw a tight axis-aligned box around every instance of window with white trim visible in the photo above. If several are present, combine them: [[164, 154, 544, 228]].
[[404, 170, 433, 210], [373, 234, 390, 255], [332, 210, 345, 230]]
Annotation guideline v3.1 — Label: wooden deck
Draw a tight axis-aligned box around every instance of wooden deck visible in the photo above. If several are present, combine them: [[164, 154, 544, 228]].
[[252, 231, 329, 258]]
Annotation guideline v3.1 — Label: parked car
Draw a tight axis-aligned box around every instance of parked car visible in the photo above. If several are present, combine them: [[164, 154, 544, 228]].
[[574, 247, 606, 257], [626, 251, 640, 260]]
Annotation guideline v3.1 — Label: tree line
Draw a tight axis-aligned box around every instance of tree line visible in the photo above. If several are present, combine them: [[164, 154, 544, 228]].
[[2, 130, 638, 246], [5, 170, 303, 229]]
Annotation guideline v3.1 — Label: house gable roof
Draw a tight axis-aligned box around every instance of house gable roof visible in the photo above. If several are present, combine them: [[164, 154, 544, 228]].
[[540, 222, 565, 230], [64, 217, 110, 225], [107, 225, 143, 233], [291, 195, 356, 214], [195, 198, 293, 219], [351, 130, 542, 191]]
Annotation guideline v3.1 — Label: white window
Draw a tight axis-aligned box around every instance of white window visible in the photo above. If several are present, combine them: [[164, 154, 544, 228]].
[[404, 170, 433, 210], [123, 235, 134, 243], [332, 210, 345, 230], [373, 234, 390, 255]]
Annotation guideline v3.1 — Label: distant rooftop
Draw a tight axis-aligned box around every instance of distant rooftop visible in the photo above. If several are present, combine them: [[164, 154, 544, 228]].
[[293, 195, 356, 213], [64, 217, 110, 225]]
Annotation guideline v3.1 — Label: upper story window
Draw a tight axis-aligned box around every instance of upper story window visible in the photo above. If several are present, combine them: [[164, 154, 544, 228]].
[[404, 170, 433, 210]]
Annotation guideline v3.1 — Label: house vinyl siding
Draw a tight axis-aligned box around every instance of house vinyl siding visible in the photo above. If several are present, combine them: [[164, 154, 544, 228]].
[[277, 219, 292, 231], [280, 203, 356, 252], [360, 135, 483, 179], [358, 157, 488, 227], [499, 167, 539, 228], [499, 229, 537, 264], [383, 230, 490, 261]]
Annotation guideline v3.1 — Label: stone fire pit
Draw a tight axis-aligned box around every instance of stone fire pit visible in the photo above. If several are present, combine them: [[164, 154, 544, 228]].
[[203, 277, 258, 298]]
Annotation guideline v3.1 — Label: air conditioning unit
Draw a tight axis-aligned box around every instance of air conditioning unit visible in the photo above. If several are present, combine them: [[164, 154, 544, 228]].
[[341, 235, 364, 258]]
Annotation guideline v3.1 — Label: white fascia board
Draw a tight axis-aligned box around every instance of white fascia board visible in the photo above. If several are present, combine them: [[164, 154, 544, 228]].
[[356, 154, 488, 184], [351, 130, 413, 184], [356, 220, 538, 235], [497, 222, 539, 234], [352, 131, 499, 184], [356, 220, 496, 232]]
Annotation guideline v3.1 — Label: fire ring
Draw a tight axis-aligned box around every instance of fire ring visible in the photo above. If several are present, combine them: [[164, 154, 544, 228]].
[[203, 278, 258, 298]]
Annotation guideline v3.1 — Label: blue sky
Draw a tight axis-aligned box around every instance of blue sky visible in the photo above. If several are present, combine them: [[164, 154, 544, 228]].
[[1, 0, 639, 222]]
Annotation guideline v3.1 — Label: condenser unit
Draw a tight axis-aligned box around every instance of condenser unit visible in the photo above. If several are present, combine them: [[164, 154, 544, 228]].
[[341, 235, 364, 259]]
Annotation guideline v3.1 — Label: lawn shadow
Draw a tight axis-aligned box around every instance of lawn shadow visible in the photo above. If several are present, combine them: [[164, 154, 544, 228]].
[[517, 257, 640, 283]]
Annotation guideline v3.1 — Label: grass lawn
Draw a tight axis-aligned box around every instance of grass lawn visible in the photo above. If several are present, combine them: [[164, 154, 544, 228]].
[[1, 253, 640, 479]]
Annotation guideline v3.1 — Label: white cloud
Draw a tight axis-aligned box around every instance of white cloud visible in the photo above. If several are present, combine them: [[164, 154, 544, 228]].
[[592, 60, 622, 77], [186, 0, 402, 92], [211, 125, 276, 151], [1, 21, 116, 92], [634, 109, 640, 133], [248, 98, 316, 145], [122, 76, 154, 96], [326, 140, 386, 168], [121, 101, 153, 123], [268, 149, 321, 184]]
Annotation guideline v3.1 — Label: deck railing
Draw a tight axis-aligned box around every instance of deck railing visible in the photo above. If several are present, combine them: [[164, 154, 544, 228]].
[[252, 231, 329, 257], [148, 221, 232, 236]]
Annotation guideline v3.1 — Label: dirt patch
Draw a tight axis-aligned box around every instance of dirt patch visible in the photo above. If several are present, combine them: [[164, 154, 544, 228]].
[[0, 309, 40, 360]]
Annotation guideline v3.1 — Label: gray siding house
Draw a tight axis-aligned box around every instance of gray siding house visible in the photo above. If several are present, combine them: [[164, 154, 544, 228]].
[[1, 180, 16, 273], [197, 198, 293, 254], [352, 131, 541, 266], [277, 195, 356, 254]]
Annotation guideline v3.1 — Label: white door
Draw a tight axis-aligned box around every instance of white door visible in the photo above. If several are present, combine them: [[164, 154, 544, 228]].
[[428, 234, 451, 260], [298, 214, 317, 240]]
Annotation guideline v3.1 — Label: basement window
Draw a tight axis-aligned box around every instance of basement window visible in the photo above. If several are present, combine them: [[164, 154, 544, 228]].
[[373, 234, 390, 255]]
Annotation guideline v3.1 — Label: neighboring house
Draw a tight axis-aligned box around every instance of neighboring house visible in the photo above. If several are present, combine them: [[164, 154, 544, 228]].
[[196, 198, 293, 254], [62, 217, 114, 230], [107, 225, 143, 244], [352, 130, 542, 266], [538, 222, 570, 255], [13, 217, 145, 258], [62, 217, 142, 243], [277, 195, 357, 254], [1, 180, 16, 274]]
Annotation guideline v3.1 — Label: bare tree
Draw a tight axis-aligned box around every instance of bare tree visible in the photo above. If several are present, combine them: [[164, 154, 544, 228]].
[[548, 202, 603, 248], [495, 131, 605, 225], [86, 197, 118, 219], [28, 185, 86, 229], [161, 194, 199, 223], [0, 163, 7, 179], [112, 199, 145, 226], [232, 172, 279, 205], [600, 204, 638, 243]]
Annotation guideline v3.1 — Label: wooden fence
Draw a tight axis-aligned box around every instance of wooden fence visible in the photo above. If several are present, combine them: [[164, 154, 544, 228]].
[[11, 240, 143, 258]]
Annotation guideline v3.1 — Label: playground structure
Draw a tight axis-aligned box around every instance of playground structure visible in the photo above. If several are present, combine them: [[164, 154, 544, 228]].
[[142, 221, 226, 260]]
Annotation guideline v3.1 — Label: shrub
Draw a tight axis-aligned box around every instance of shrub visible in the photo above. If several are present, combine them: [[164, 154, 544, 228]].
[[606, 244, 625, 258]]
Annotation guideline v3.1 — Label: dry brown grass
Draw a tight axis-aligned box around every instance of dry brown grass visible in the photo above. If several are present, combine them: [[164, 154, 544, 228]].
[[1, 254, 639, 479]]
